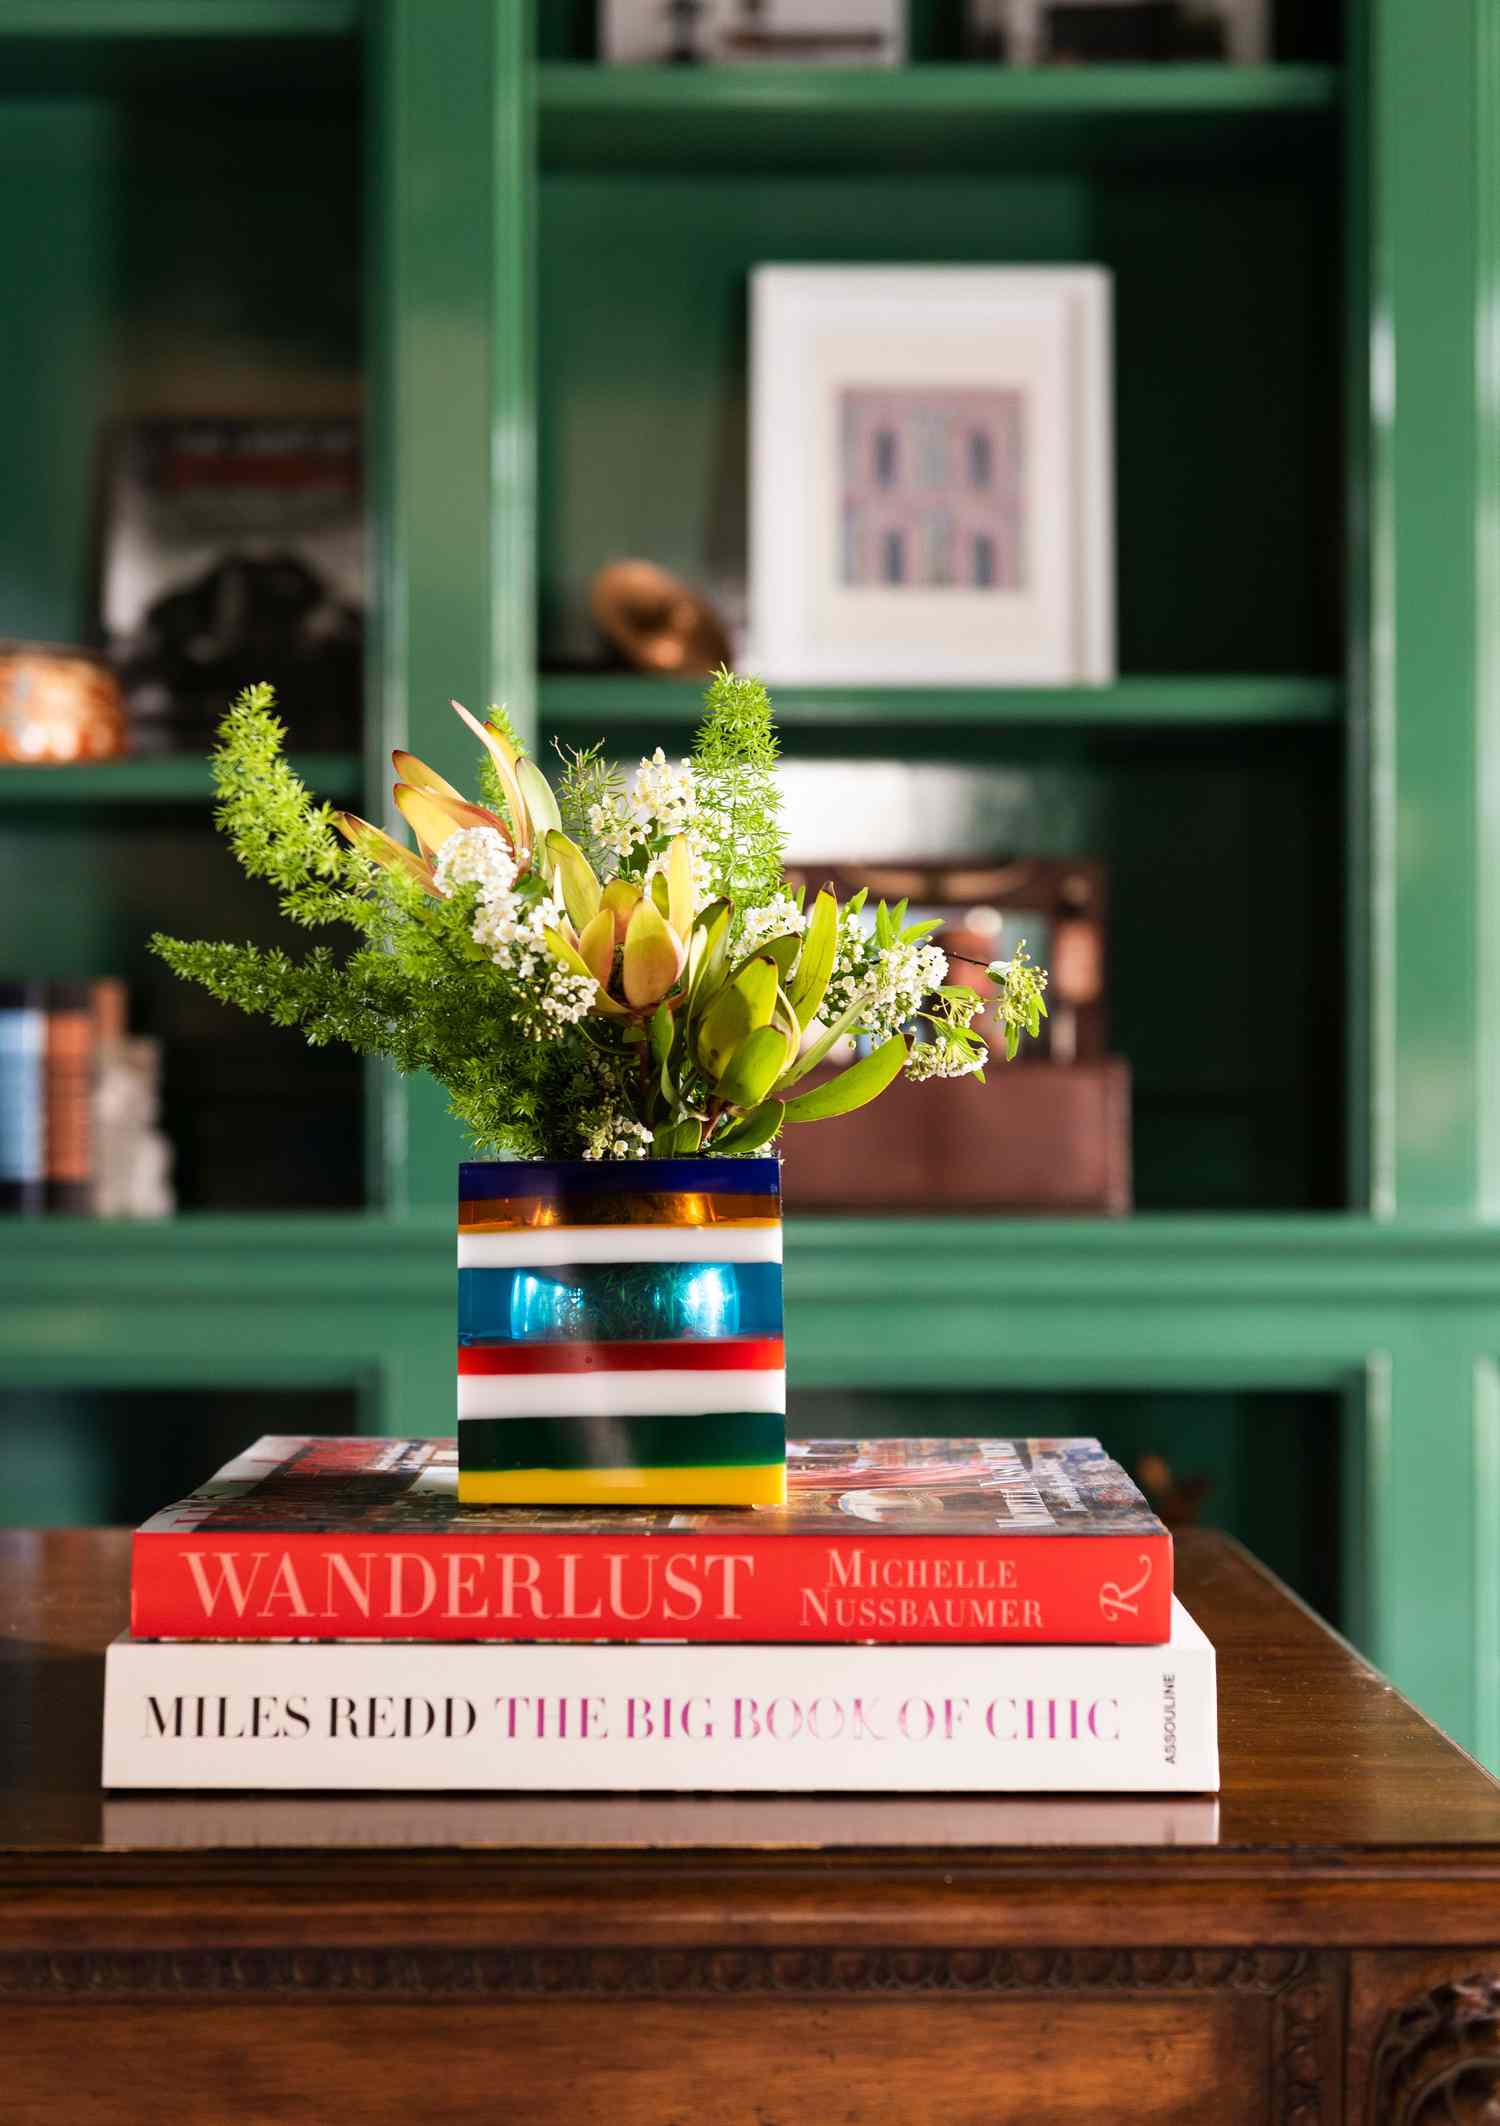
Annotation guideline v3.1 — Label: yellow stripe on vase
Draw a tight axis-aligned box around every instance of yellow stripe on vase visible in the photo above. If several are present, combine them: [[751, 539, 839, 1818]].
[[456, 1462, 788, 1508]]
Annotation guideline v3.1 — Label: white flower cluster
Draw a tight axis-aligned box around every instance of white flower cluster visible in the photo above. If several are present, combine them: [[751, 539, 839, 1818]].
[[819, 909, 949, 1045], [434, 823, 516, 898], [736, 890, 806, 958], [860, 937, 950, 1043], [905, 1037, 983, 1083], [589, 748, 713, 898], [579, 1109, 654, 1161], [434, 826, 595, 1039]]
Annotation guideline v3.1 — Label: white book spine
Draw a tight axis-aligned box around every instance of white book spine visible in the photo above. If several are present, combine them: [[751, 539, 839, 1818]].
[[103, 1599, 1217, 1793]]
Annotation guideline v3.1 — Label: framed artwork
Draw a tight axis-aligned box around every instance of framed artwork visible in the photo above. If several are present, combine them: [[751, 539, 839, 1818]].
[[750, 266, 1114, 684], [601, 1, 905, 67]]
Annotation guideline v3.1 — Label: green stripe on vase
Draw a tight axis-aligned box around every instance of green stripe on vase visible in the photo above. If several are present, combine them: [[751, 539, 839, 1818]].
[[457, 1411, 786, 1470]]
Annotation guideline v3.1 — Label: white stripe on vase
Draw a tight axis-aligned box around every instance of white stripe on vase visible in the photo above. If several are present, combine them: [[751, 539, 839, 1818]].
[[458, 1226, 783, 1269], [457, 1369, 788, 1421]]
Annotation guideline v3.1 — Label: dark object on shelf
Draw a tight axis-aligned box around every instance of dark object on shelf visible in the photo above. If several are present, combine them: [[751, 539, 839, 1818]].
[[590, 558, 733, 676], [968, 0, 1244, 63], [100, 418, 363, 753], [781, 1059, 1132, 1213], [1047, 3, 1214, 62], [0, 644, 127, 765], [783, 858, 1109, 1065], [1136, 1451, 1213, 1528]]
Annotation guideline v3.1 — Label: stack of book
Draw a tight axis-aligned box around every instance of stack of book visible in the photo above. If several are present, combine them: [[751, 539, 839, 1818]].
[[0, 978, 173, 1218], [103, 1435, 1219, 1792]]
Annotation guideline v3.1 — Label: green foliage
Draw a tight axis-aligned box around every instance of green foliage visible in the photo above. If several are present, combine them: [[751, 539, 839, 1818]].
[[552, 737, 625, 874], [690, 665, 784, 916], [780, 1033, 909, 1123], [207, 684, 372, 934], [988, 942, 1050, 1062]]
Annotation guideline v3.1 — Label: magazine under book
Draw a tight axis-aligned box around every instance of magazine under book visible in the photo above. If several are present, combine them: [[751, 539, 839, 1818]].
[[131, 1436, 1172, 1645]]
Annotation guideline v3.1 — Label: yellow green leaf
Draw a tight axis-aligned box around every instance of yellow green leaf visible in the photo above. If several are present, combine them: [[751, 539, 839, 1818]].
[[780, 1034, 908, 1123], [717, 1024, 792, 1110], [697, 983, 753, 1080], [576, 907, 616, 986], [621, 897, 685, 1010], [601, 877, 642, 947], [788, 888, 838, 1028], [711, 1101, 784, 1155], [665, 834, 696, 939], [332, 813, 443, 896], [392, 783, 508, 862], [544, 829, 602, 929], [391, 751, 465, 802], [543, 925, 627, 1015], [449, 698, 529, 847], [516, 756, 561, 840]]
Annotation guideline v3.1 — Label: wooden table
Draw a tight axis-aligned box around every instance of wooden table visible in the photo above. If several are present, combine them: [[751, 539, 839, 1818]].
[[4, 1528, 1500, 2123]]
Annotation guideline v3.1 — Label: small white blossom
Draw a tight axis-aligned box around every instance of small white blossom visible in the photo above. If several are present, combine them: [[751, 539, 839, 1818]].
[[436, 826, 594, 1040], [580, 1110, 653, 1161], [905, 1037, 983, 1083], [588, 748, 710, 894], [433, 824, 517, 900], [737, 891, 806, 958]]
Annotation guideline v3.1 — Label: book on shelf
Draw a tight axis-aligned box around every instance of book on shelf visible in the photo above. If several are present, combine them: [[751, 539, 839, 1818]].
[[101, 1597, 1217, 1792], [130, 1434, 1173, 1645], [101, 415, 363, 752]]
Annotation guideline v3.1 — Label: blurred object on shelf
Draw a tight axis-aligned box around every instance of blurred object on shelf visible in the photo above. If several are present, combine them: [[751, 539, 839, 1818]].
[[91, 981, 175, 1220], [0, 981, 45, 1214], [0, 644, 128, 765], [781, 1059, 1131, 1211], [602, 0, 905, 66], [101, 418, 362, 754], [591, 558, 733, 675], [1136, 1451, 1213, 1529], [44, 984, 95, 1214], [783, 858, 1109, 1064], [967, 0, 1265, 62]]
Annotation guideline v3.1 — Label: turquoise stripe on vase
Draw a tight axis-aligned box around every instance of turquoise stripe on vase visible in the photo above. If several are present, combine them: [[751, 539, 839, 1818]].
[[458, 1260, 783, 1345]]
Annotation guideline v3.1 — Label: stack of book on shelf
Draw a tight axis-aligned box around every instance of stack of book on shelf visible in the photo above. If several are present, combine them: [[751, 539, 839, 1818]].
[[103, 1435, 1219, 1793], [0, 978, 173, 1217]]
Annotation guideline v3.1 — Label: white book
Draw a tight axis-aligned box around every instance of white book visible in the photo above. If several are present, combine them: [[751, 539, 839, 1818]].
[[102, 1597, 1217, 1794]]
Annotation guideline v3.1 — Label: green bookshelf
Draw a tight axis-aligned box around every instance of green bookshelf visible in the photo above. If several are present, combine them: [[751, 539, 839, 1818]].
[[0, 755, 361, 808], [540, 675, 1343, 732], [3, 1, 1500, 1761]]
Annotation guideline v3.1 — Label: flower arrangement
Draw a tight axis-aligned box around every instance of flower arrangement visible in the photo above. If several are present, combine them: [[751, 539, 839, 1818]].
[[152, 669, 1048, 1160]]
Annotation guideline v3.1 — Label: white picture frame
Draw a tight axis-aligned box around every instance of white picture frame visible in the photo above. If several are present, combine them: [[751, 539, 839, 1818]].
[[749, 265, 1114, 685]]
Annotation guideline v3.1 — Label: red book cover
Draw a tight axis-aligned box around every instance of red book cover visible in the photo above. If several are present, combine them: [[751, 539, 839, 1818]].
[[131, 1435, 1173, 1645]]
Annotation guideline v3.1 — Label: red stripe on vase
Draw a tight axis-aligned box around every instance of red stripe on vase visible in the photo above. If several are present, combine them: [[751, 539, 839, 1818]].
[[456, 1337, 786, 1377]]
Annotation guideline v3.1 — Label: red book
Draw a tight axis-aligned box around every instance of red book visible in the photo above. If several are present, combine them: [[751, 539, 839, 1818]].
[[131, 1436, 1172, 1645]]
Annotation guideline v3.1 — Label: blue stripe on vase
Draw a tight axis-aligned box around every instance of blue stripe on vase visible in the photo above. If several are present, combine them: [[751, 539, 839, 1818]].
[[459, 1156, 781, 1204]]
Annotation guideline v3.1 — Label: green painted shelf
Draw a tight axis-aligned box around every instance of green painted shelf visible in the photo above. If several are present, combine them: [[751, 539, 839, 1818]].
[[540, 674, 1342, 732], [0, 1, 354, 35], [537, 62, 1340, 173], [0, 753, 361, 808], [3, 1212, 1499, 1411]]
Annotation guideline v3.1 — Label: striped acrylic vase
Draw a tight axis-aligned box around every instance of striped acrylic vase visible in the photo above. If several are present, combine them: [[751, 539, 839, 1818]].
[[456, 1158, 786, 1507]]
